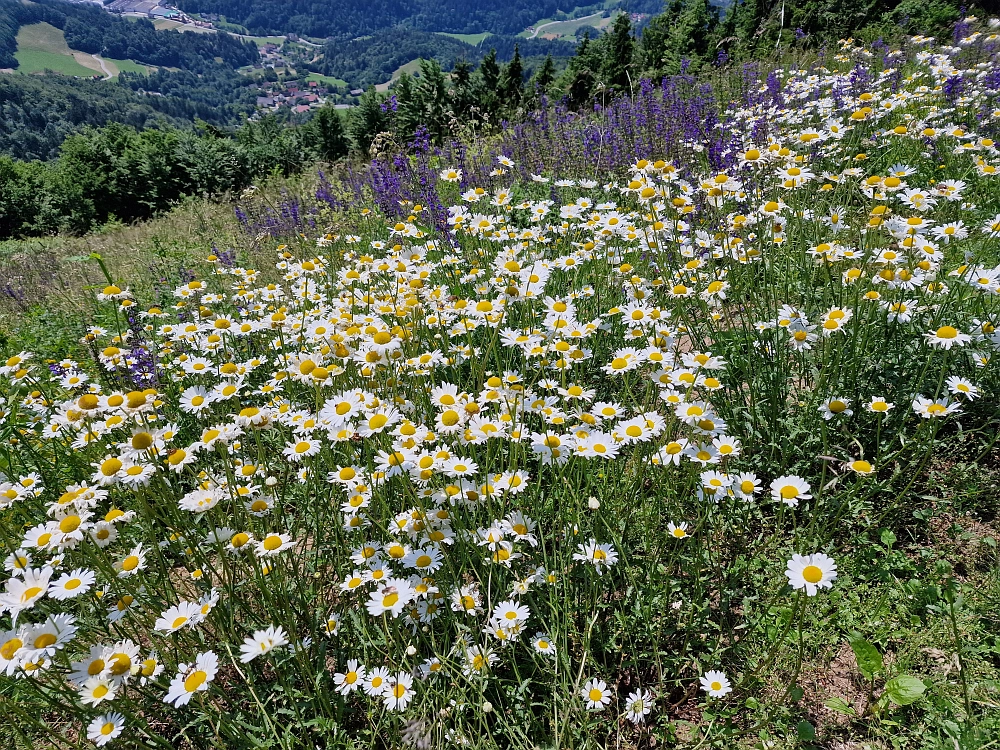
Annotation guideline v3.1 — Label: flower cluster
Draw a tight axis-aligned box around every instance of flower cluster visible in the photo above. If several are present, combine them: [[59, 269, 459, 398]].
[[3, 20, 1000, 747]]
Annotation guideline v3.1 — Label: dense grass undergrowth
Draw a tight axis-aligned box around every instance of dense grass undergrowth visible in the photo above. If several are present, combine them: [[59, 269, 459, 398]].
[[2, 19, 1000, 750]]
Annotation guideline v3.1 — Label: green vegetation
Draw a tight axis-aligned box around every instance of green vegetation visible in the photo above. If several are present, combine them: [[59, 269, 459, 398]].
[[13, 22, 101, 76], [305, 71, 348, 87], [103, 57, 150, 77], [248, 35, 286, 47], [174, 0, 585, 38], [0, 111, 349, 237], [1, 18, 1000, 748], [1, 0, 259, 75], [438, 31, 492, 45], [518, 10, 614, 40], [637, 0, 965, 78], [318, 28, 574, 89], [12, 46, 93, 76]]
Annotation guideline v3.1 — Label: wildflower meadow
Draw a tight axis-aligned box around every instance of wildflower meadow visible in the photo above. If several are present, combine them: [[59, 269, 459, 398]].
[[2, 19, 1000, 750]]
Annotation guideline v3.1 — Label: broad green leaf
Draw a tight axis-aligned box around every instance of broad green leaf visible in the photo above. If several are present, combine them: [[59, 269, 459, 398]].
[[884, 675, 926, 706], [796, 720, 816, 741], [849, 638, 883, 680], [824, 696, 857, 716]]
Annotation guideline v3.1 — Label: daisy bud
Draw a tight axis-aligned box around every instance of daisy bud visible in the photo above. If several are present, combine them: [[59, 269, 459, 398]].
[[482, 701, 493, 713]]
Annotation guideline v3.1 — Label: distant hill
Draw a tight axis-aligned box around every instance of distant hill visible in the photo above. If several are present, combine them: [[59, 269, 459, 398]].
[[175, 0, 665, 39], [319, 29, 577, 89]]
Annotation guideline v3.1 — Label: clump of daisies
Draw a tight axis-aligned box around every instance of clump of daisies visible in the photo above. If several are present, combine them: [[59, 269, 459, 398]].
[[2, 22, 999, 748]]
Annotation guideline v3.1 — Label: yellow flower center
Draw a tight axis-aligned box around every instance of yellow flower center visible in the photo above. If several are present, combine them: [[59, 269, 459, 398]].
[[109, 653, 131, 676], [802, 565, 823, 584], [184, 670, 207, 692], [59, 515, 81, 533], [101, 458, 123, 476]]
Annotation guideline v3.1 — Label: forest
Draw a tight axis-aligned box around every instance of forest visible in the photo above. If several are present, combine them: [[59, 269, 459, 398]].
[[0, 0, 258, 72], [174, 0, 585, 39], [173, 0, 668, 39], [61, 7, 259, 71], [0, 0, 265, 159], [319, 30, 576, 89]]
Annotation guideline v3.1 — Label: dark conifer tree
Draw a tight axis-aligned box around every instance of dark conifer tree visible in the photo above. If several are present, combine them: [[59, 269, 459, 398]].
[[500, 44, 523, 110], [310, 104, 349, 162], [349, 88, 389, 155], [603, 12, 635, 94]]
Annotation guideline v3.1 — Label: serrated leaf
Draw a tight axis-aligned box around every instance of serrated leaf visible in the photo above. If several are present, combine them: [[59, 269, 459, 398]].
[[884, 675, 926, 706], [849, 638, 883, 681]]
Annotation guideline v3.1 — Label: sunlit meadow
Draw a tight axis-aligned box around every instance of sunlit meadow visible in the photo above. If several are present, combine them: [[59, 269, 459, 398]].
[[3, 18, 1000, 750]]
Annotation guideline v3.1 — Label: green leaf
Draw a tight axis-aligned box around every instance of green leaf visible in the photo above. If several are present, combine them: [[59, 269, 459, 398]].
[[824, 696, 857, 716], [880, 528, 896, 547], [884, 675, 926, 706], [849, 638, 883, 681], [790, 685, 804, 702], [796, 720, 816, 741]]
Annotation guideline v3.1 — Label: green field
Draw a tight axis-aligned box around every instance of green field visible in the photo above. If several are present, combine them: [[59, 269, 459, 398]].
[[306, 71, 348, 87], [105, 58, 151, 77], [438, 31, 491, 45], [216, 20, 250, 34], [151, 18, 214, 33], [14, 48, 95, 76], [14, 23, 103, 76], [12, 22, 151, 79], [375, 58, 424, 92], [249, 35, 286, 47], [519, 11, 614, 39]]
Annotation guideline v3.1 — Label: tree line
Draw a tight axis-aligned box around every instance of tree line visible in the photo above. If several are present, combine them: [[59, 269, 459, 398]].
[[637, 0, 964, 78], [317, 28, 575, 90], [0, 69, 260, 161], [174, 0, 587, 40], [0, 115, 343, 238], [61, 5, 259, 72]]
